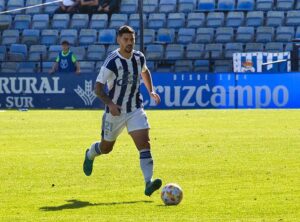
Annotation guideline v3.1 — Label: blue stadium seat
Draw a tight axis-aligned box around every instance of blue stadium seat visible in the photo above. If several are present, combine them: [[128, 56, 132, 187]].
[[275, 26, 295, 42], [214, 60, 232, 73], [198, 0, 215, 11], [70, 46, 86, 61], [79, 29, 97, 46], [226, 11, 244, 28], [187, 12, 205, 28], [236, 0, 254, 11], [204, 43, 223, 59], [22, 29, 40, 45], [165, 44, 184, 59], [0, 45, 6, 61], [87, 45, 106, 60], [136, 29, 155, 44], [148, 13, 166, 29], [266, 11, 285, 27], [70, 14, 89, 30], [80, 61, 95, 73], [178, 0, 197, 13], [98, 29, 116, 44], [256, 0, 273, 11], [14, 15, 31, 30], [245, 43, 264, 52], [217, 0, 235, 11], [285, 43, 293, 51], [48, 45, 62, 61], [107, 44, 119, 54], [265, 42, 284, 52], [143, 0, 158, 13], [1, 29, 19, 45], [156, 64, 173, 72], [19, 62, 37, 73], [145, 44, 164, 60], [177, 28, 196, 44], [109, 14, 128, 29], [256, 26, 274, 43], [44, 0, 60, 14], [52, 14, 70, 30], [28, 45, 47, 61], [276, 0, 295, 10], [206, 12, 224, 28], [7, 0, 25, 14], [120, 0, 138, 13], [186, 43, 205, 59], [157, 28, 175, 43], [41, 62, 53, 72], [0, 15, 12, 28], [194, 60, 209, 72], [296, 0, 300, 9], [9, 44, 27, 61], [174, 60, 193, 72], [286, 11, 300, 26], [167, 13, 185, 29], [159, 0, 177, 13], [215, 27, 234, 43], [95, 61, 104, 73], [129, 14, 146, 30], [26, 0, 43, 14], [196, 27, 214, 43], [60, 29, 78, 45], [90, 14, 108, 29], [146, 60, 155, 71], [236, 26, 255, 42], [0, 0, 5, 12], [246, 11, 264, 27], [41, 29, 59, 46], [1, 62, 19, 73], [225, 43, 244, 59], [32, 14, 49, 29], [295, 27, 300, 39]]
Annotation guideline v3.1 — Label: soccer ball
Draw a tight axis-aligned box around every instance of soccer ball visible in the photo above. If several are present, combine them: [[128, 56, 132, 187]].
[[161, 183, 183, 205]]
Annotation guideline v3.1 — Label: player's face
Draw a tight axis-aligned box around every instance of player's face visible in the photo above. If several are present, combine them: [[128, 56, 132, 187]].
[[118, 33, 135, 53], [62, 44, 69, 53]]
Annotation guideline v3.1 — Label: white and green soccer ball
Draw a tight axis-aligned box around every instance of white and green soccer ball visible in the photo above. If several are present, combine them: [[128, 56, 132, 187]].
[[161, 183, 183, 205]]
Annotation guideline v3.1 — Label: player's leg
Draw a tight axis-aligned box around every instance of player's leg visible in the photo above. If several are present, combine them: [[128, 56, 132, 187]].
[[83, 112, 125, 176], [127, 109, 162, 196]]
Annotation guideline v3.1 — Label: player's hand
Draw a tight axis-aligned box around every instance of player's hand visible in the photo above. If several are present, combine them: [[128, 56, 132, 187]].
[[108, 102, 121, 116], [150, 91, 161, 105]]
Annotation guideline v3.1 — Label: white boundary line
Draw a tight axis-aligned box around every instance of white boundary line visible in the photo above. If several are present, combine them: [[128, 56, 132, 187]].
[[0, 0, 62, 14]]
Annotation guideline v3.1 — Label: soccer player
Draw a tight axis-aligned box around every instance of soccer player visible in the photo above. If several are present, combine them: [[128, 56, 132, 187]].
[[83, 25, 162, 196]]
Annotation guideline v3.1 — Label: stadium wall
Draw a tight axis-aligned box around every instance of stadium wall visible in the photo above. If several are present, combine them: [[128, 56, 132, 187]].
[[0, 72, 299, 109]]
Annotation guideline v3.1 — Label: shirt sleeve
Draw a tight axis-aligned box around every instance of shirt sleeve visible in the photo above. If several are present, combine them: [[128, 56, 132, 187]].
[[96, 66, 114, 84], [55, 55, 60, 63], [71, 54, 77, 63]]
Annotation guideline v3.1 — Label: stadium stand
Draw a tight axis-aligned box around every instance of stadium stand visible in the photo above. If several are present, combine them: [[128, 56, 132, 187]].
[[0, 0, 299, 73]]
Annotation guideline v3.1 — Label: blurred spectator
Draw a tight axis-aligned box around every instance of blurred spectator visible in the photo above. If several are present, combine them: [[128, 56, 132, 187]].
[[79, 0, 99, 14], [55, 0, 79, 14], [49, 40, 80, 74], [97, 0, 120, 15]]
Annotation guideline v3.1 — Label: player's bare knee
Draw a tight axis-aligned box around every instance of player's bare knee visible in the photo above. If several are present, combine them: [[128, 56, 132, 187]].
[[100, 140, 115, 154]]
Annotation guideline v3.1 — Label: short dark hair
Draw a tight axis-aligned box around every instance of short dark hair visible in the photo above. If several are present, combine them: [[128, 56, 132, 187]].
[[61, 40, 69, 45], [118, 25, 135, 36]]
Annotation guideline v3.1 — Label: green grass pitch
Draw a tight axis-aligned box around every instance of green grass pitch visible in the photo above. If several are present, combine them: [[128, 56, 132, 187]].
[[0, 110, 299, 222]]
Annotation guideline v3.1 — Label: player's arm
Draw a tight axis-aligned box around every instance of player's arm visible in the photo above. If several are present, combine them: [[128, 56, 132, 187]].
[[141, 68, 161, 105], [49, 62, 58, 74], [95, 66, 121, 116], [94, 83, 121, 116]]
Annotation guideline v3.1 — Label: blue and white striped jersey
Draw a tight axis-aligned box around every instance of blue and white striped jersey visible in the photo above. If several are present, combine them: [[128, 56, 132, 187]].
[[96, 49, 147, 113]]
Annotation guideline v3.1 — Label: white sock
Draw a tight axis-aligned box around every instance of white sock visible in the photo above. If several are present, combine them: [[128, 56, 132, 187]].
[[87, 142, 101, 160], [139, 149, 153, 184]]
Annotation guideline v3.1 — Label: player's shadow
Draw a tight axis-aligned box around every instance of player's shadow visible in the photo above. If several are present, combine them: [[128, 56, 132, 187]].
[[40, 199, 153, 211]]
